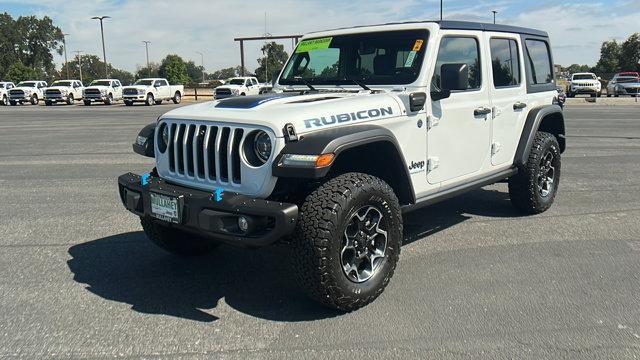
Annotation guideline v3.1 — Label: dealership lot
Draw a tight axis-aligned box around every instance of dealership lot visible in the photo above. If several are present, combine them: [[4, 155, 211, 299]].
[[1, 104, 639, 358]]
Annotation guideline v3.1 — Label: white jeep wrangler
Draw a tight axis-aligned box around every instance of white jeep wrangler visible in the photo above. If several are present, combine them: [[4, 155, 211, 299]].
[[119, 21, 565, 311]]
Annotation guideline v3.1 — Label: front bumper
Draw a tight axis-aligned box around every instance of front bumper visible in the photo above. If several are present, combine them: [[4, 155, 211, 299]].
[[9, 95, 30, 101], [123, 94, 146, 101], [83, 94, 107, 101], [44, 94, 66, 101], [571, 86, 600, 94], [118, 172, 298, 247]]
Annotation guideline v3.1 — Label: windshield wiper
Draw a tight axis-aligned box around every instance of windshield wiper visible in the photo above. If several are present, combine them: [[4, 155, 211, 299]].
[[293, 76, 317, 92], [345, 78, 371, 91]]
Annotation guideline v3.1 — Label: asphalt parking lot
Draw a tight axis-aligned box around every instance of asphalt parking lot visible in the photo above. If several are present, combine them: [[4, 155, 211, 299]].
[[1, 102, 639, 359]]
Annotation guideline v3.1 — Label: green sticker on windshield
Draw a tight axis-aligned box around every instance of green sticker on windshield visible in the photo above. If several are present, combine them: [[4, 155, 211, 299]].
[[295, 37, 333, 53], [404, 51, 417, 67]]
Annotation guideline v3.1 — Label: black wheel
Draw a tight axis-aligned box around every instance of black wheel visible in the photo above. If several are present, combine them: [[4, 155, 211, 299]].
[[154, 99, 163, 105], [509, 131, 561, 214], [45, 100, 52, 106], [83, 100, 91, 106], [607, 94, 611, 98], [124, 100, 133, 106], [240, 92, 246, 96], [1, 95, 7, 105], [104, 93, 113, 105], [172, 92, 181, 104], [9, 100, 17, 106], [145, 93, 154, 106], [141, 217, 219, 256], [66, 94, 74, 105], [30, 94, 38, 105], [292, 173, 402, 311]]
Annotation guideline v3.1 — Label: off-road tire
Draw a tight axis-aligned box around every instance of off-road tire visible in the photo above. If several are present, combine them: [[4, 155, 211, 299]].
[[83, 100, 91, 106], [508, 131, 561, 214], [141, 217, 219, 256], [124, 100, 133, 106], [292, 173, 402, 311], [172, 92, 181, 104], [145, 93, 154, 106]]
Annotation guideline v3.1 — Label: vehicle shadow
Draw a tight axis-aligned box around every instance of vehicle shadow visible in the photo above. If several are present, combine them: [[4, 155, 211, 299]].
[[67, 187, 521, 323]]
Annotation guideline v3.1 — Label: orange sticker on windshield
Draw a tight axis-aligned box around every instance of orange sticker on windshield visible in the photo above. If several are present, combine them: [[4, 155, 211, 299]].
[[412, 39, 424, 52]]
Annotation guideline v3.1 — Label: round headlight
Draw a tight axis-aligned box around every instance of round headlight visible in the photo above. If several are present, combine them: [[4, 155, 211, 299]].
[[254, 131, 272, 163], [158, 123, 169, 153]]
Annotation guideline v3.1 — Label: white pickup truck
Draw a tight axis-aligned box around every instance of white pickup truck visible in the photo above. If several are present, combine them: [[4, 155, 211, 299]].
[[122, 78, 183, 106], [83, 79, 123, 105], [214, 77, 261, 99], [0, 81, 16, 105], [8, 81, 47, 105], [44, 80, 84, 106]]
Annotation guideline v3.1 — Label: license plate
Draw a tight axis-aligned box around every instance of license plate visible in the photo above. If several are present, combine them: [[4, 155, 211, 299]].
[[150, 193, 179, 223]]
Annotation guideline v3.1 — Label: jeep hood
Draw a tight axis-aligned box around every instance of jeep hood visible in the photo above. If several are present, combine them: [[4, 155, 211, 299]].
[[160, 92, 403, 137]]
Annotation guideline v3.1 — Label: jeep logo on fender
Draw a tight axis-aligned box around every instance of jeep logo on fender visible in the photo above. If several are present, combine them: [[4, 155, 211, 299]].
[[303, 107, 394, 128], [408, 160, 425, 174]]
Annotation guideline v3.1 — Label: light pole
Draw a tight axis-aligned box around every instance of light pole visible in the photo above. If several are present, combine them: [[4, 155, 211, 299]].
[[492, 10, 498, 24], [195, 51, 204, 84], [440, 0, 443, 21], [142, 40, 151, 77], [62, 33, 70, 78], [73, 51, 83, 83], [91, 16, 110, 77]]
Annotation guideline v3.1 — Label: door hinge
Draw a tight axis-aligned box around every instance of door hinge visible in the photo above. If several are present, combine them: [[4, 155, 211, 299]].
[[427, 157, 439, 171], [491, 142, 501, 155], [427, 115, 439, 130]]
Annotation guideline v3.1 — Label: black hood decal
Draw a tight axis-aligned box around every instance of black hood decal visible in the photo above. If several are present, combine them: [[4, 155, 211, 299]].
[[215, 93, 299, 109]]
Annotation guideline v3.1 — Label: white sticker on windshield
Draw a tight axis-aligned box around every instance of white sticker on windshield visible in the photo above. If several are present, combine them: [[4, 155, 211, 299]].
[[404, 51, 417, 67]]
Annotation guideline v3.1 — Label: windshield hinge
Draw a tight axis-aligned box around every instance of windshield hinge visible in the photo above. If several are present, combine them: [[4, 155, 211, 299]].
[[427, 115, 439, 130]]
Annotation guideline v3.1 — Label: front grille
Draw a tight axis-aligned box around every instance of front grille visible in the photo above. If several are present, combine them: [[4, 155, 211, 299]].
[[9, 89, 24, 96], [160, 121, 246, 185], [216, 88, 231, 96], [123, 88, 138, 95], [624, 87, 639, 94], [45, 89, 61, 95], [84, 89, 101, 95]]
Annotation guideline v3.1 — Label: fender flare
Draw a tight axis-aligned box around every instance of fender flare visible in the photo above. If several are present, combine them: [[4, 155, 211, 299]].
[[132, 123, 156, 158], [514, 104, 565, 167], [272, 125, 415, 202]]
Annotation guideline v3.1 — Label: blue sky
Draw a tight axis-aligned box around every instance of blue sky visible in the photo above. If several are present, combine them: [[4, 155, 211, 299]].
[[1, 0, 638, 73]]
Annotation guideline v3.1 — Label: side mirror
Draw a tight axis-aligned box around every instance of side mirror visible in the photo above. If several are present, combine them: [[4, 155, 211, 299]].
[[431, 63, 469, 101], [597, 76, 602, 80]]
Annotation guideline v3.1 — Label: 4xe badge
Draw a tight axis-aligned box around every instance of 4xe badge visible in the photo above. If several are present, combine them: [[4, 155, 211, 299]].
[[408, 160, 425, 174]]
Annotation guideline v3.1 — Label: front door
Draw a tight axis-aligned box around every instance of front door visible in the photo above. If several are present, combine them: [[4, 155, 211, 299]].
[[427, 33, 492, 185]]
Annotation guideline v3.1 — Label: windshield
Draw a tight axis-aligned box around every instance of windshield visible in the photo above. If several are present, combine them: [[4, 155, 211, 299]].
[[573, 74, 596, 80], [280, 30, 428, 86], [52, 81, 72, 87], [18, 82, 37, 87], [134, 79, 154, 86], [617, 76, 639, 83], [90, 80, 111, 86], [0, 84, 4, 88], [228, 78, 245, 85]]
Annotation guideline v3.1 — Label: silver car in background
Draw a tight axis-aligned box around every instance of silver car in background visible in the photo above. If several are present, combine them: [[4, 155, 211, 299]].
[[607, 74, 640, 97]]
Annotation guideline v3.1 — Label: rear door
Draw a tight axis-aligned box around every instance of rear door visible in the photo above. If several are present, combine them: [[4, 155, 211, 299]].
[[427, 32, 492, 185], [484, 33, 527, 166]]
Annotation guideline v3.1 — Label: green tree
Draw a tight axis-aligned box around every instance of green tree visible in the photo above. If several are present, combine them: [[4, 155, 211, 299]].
[[566, 64, 592, 74], [0, 13, 64, 79], [185, 60, 204, 84], [135, 62, 160, 79], [619, 33, 640, 72], [110, 68, 135, 85], [66, 53, 132, 85], [158, 54, 190, 85], [209, 67, 237, 80], [4, 61, 40, 83], [594, 40, 621, 74], [255, 42, 288, 82]]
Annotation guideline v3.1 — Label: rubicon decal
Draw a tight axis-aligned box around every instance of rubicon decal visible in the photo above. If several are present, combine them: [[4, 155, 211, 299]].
[[303, 107, 394, 128]]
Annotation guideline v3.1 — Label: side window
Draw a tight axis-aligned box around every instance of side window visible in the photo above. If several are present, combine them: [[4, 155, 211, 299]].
[[490, 38, 521, 87], [155, 81, 162, 87], [524, 39, 553, 84], [252, 79, 258, 86], [432, 36, 481, 91]]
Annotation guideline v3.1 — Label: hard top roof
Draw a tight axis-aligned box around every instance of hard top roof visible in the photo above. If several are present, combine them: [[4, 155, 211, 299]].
[[308, 20, 548, 37]]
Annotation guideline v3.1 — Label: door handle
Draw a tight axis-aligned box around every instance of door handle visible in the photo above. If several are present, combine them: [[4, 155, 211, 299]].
[[474, 107, 492, 116], [513, 102, 527, 110]]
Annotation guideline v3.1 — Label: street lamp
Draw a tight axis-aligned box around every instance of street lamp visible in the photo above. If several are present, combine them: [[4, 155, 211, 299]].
[[492, 10, 498, 24], [195, 51, 205, 84], [142, 40, 151, 77], [73, 51, 83, 83], [62, 33, 70, 79], [91, 16, 110, 77], [440, 0, 443, 21]]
